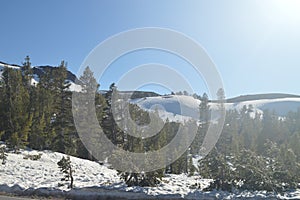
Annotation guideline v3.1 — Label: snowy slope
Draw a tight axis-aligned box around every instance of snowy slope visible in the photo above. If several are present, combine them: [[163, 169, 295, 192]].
[[131, 95, 200, 123], [0, 150, 119, 190], [132, 95, 300, 122], [132, 95, 200, 118], [226, 98, 300, 116], [0, 147, 299, 199], [0, 62, 21, 77], [0, 62, 21, 70]]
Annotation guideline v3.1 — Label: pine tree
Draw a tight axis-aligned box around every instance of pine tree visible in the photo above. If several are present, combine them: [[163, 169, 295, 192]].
[[199, 92, 210, 122], [2, 67, 30, 150], [57, 156, 74, 188], [102, 83, 123, 146], [216, 88, 226, 120], [21, 56, 33, 88], [0, 79, 5, 139], [74, 66, 106, 159], [193, 93, 211, 155], [52, 61, 76, 154], [29, 112, 48, 150], [0, 145, 8, 165], [199, 147, 234, 191], [30, 68, 57, 150], [79, 66, 99, 93]]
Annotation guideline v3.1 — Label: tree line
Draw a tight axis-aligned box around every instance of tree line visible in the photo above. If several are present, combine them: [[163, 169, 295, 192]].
[[198, 102, 300, 192]]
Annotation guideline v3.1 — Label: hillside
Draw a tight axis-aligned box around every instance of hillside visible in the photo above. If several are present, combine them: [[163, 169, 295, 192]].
[[0, 146, 299, 199], [226, 93, 300, 103], [132, 94, 300, 121]]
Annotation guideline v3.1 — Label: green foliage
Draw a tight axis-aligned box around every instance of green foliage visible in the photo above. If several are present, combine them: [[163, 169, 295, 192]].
[[79, 66, 99, 93], [199, 108, 300, 193], [0, 58, 103, 157], [111, 100, 167, 186], [1, 66, 30, 150], [51, 61, 76, 154], [120, 171, 163, 187]]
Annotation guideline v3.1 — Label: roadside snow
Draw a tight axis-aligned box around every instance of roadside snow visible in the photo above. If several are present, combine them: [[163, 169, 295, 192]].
[[0, 149, 299, 199], [0, 150, 120, 190]]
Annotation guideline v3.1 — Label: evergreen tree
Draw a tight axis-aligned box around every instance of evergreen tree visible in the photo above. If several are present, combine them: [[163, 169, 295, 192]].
[[0, 145, 8, 165], [21, 56, 33, 88], [216, 88, 226, 119], [52, 61, 76, 154], [75, 66, 107, 159], [79, 66, 99, 93], [57, 156, 74, 188], [199, 93, 210, 122], [29, 112, 48, 150], [102, 83, 123, 146], [2, 67, 31, 150]]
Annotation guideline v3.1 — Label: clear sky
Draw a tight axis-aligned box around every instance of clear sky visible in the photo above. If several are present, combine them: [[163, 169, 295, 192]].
[[1, 0, 300, 98]]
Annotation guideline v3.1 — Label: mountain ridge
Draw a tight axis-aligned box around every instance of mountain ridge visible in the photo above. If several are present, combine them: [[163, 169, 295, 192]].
[[1, 60, 300, 103], [226, 93, 300, 103], [0, 61, 79, 83]]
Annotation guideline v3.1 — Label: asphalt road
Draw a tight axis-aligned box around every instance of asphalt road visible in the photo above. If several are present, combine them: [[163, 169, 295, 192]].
[[0, 195, 62, 200], [0, 196, 35, 200]]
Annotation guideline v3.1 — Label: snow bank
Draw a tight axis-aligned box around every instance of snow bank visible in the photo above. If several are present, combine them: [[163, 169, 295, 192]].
[[0, 149, 299, 199]]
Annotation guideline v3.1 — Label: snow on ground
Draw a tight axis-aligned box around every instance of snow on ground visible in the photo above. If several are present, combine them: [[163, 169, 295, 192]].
[[0, 148, 299, 199], [68, 81, 82, 92], [192, 155, 202, 171], [0, 63, 21, 70], [150, 108, 195, 123], [130, 95, 198, 123], [131, 95, 201, 120], [223, 97, 300, 116], [0, 149, 120, 190], [30, 74, 39, 86], [0, 63, 21, 79]]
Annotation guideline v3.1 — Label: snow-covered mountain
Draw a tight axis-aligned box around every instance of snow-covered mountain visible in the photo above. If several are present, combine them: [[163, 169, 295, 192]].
[[0, 61, 82, 92], [131, 94, 300, 122], [131, 95, 201, 122]]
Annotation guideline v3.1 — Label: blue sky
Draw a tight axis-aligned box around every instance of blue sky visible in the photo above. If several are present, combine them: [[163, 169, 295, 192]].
[[1, 0, 300, 98]]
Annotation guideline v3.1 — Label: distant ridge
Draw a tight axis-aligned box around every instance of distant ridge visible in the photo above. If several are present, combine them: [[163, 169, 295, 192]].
[[33, 66, 79, 83], [2, 61, 300, 102], [0, 61, 21, 68], [100, 90, 161, 99], [0, 60, 79, 83], [226, 93, 300, 103]]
